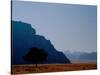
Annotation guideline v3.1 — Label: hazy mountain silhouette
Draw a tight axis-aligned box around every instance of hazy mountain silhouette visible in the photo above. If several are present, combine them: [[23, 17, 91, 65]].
[[63, 50, 97, 60], [63, 50, 82, 59], [79, 52, 97, 60], [12, 21, 71, 64]]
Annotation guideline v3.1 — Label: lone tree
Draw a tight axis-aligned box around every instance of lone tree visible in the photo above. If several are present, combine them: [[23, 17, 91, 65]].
[[23, 47, 48, 67]]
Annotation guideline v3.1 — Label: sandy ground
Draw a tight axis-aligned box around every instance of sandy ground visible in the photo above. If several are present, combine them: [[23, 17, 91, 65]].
[[12, 63, 97, 74]]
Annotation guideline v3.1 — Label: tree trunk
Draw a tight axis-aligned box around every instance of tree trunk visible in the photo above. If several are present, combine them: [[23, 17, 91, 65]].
[[36, 63, 37, 68]]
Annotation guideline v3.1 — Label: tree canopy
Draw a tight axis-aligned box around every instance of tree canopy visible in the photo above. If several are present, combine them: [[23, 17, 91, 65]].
[[23, 47, 48, 67]]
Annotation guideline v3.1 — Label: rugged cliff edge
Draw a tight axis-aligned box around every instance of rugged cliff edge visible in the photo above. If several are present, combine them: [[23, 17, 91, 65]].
[[12, 21, 71, 64]]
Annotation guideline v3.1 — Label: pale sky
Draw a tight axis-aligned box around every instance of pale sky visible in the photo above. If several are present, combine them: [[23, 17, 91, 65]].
[[12, 1, 97, 52]]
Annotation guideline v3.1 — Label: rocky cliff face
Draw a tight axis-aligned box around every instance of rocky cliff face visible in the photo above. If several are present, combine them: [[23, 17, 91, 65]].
[[12, 21, 71, 64]]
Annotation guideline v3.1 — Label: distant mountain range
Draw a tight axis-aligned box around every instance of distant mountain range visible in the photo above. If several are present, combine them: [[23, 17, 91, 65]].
[[79, 52, 97, 60], [63, 50, 97, 60], [12, 21, 71, 65]]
